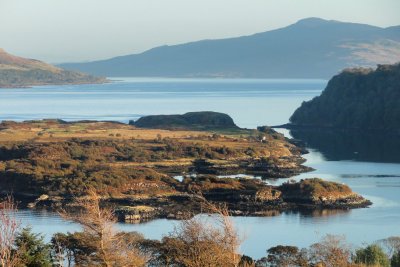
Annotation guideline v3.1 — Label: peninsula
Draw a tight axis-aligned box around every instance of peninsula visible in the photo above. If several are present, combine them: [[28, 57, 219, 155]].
[[288, 63, 400, 131], [0, 113, 371, 221], [0, 48, 107, 88]]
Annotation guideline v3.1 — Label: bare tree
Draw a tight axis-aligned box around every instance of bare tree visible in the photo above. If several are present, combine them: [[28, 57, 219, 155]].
[[61, 188, 147, 267], [0, 196, 20, 267], [378, 236, 400, 258], [51, 233, 71, 267], [308, 234, 352, 267], [146, 196, 242, 267]]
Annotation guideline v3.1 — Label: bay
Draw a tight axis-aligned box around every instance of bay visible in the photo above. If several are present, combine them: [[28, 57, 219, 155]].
[[0, 77, 324, 128], [2, 78, 399, 260]]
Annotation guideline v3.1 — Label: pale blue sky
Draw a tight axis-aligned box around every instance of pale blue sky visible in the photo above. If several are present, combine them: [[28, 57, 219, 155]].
[[1, 0, 399, 63]]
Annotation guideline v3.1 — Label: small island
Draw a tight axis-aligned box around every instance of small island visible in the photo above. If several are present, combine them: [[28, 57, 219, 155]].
[[288, 63, 400, 132], [0, 48, 107, 88], [0, 113, 371, 222], [130, 111, 240, 131]]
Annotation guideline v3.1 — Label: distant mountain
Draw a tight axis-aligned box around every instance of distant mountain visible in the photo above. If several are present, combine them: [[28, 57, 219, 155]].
[[289, 63, 400, 131], [59, 18, 400, 78], [0, 49, 107, 88]]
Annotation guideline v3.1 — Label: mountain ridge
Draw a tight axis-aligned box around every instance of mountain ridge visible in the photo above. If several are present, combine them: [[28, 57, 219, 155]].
[[59, 18, 400, 78], [0, 49, 107, 88]]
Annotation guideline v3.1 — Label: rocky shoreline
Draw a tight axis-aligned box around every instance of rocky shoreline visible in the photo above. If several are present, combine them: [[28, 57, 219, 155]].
[[22, 177, 372, 223], [0, 119, 372, 223], [113, 177, 371, 222]]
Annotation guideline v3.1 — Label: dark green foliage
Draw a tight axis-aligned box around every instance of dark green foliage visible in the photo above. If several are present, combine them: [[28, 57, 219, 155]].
[[11, 228, 399, 267], [51, 233, 75, 267], [255, 245, 308, 267], [392, 250, 400, 267], [355, 244, 390, 267], [14, 227, 52, 267], [239, 255, 255, 266], [290, 63, 400, 131], [51, 232, 102, 266], [132, 111, 239, 130]]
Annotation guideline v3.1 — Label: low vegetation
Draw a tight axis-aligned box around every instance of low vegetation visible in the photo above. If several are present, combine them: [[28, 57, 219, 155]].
[[0, 120, 370, 220], [0, 120, 303, 200], [0, 196, 397, 267], [279, 178, 353, 203]]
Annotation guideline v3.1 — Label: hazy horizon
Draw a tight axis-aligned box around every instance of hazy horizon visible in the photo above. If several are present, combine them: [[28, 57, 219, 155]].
[[1, 0, 400, 63]]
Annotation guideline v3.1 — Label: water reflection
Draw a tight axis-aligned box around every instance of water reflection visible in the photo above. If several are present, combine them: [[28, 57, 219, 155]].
[[290, 129, 400, 163], [296, 209, 350, 220]]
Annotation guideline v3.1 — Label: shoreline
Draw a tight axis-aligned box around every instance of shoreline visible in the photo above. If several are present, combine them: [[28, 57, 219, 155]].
[[274, 123, 400, 135], [0, 119, 371, 223], [6, 177, 372, 224], [0, 79, 111, 89]]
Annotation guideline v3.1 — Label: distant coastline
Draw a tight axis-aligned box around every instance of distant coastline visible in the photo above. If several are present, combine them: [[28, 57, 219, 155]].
[[0, 79, 110, 89], [0, 48, 108, 88]]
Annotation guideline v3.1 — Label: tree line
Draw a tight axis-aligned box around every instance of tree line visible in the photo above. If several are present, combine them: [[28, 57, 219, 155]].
[[1, 194, 399, 267]]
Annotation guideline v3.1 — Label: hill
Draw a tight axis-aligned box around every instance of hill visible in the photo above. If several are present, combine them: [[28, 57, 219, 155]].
[[59, 18, 400, 78], [289, 63, 400, 131], [0, 49, 107, 88], [130, 111, 239, 131]]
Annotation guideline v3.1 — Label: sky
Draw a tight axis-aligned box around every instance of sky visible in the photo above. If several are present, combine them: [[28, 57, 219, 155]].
[[1, 0, 400, 63]]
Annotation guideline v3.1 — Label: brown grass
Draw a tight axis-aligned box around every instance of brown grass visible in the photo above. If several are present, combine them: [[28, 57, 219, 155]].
[[0, 121, 207, 142], [0, 121, 293, 158]]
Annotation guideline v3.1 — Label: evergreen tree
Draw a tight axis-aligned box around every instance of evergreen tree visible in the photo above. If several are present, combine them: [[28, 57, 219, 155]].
[[14, 227, 52, 267], [355, 244, 390, 267], [391, 250, 400, 267]]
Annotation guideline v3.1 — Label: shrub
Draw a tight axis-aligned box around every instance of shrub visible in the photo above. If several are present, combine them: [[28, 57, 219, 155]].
[[355, 244, 390, 267], [391, 250, 400, 267]]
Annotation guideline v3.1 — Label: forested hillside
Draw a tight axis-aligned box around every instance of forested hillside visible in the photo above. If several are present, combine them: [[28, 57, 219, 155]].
[[290, 63, 400, 131]]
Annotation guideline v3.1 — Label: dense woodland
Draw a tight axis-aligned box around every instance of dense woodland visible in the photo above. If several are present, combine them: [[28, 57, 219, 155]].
[[290, 63, 400, 131]]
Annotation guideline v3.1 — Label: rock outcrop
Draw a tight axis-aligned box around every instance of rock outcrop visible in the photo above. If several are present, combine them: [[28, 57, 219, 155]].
[[278, 178, 370, 208], [110, 177, 371, 222]]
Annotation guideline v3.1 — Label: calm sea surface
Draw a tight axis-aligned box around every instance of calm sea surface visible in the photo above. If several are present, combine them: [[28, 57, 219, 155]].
[[1, 78, 399, 259]]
